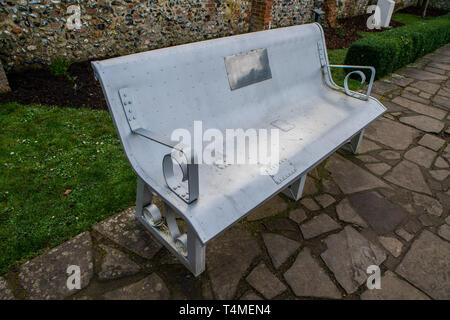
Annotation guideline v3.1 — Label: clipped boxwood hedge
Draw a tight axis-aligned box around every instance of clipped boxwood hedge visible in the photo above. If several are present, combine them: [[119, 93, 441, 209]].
[[345, 13, 450, 79]]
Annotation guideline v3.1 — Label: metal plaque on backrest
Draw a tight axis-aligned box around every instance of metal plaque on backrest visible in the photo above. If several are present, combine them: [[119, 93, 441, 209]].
[[224, 48, 272, 90]]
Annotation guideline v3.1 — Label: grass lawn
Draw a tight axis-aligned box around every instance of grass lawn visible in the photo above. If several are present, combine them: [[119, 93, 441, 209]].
[[327, 48, 362, 89], [0, 103, 136, 274]]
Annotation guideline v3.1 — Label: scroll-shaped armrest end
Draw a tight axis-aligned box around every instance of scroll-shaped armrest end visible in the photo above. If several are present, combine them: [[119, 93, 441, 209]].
[[133, 128, 199, 204], [327, 65, 376, 101]]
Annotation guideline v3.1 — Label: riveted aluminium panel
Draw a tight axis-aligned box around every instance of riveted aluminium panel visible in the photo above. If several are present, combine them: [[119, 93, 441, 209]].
[[92, 23, 386, 244]]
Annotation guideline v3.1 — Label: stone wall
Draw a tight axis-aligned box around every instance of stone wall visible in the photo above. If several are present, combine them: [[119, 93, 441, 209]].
[[0, 0, 420, 71], [271, 0, 317, 27], [0, 0, 252, 70], [429, 0, 450, 11]]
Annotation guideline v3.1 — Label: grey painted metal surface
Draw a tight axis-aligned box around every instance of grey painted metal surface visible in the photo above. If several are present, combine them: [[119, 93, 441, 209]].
[[92, 23, 386, 275], [224, 48, 272, 90]]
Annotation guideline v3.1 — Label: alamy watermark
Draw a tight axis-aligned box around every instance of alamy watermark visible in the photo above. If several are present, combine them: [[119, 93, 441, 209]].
[[67, 3, 393, 31], [367, 5, 383, 30], [366, 1, 395, 30], [170, 121, 280, 175], [66, 265, 81, 290], [366, 265, 381, 290], [66, 5, 82, 30]]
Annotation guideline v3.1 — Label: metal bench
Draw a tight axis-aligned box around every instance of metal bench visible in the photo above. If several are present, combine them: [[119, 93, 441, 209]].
[[92, 23, 386, 276]]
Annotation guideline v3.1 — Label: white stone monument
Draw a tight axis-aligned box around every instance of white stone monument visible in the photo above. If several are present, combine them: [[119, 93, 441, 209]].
[[378, 0, 395, 28]]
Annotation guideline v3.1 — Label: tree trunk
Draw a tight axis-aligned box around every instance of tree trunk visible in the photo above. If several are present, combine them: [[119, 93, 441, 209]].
[[422, 0, 430, 19]]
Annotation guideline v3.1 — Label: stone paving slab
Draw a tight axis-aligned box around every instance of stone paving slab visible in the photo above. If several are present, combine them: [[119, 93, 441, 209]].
[[103, 274, 169, 300], [399, 115, 445, 133], [321, 178, 341, 195], [240, 290, 263, 300], [263, 233, 300, 269], [288, 208, 307, 224], [325, 154, 391, 194], [435, 157, 448, 168], [264, 218, 298, 232], [284, 248, 341, 299], [366, 163, 391, 176], [412, 193, 443, 217], [396, 231, 450, 300], [321, 226, 387, 294], [396, 228, 414, 242], [379, 150, 401, 160], [433, 95, 450, 109], [0, 277, 14, 300], [430, 169, 449, 181], [385, 160, 432, 195], [206, 225, 260, 300], [389, 74, 413, 88], [418, 134, 446, 151], [399, 68, 447, 82], [438, 224, 450, 241], [358, 139, 381, 153], [19, 232, 93, 300], [410, 81, 441, 95], [361, 271, 430, 300], [348, 191, 407, 235], [98, 244, 141, 281], [246, 263, 286, 299], [404, 146, 437, 168], [303, 177, 319, 196], [392, 96, 446, 120], [378, 236, 403, 258], [438, 87, 450, 97], [371, 80, 399, 95], [93, 207, 162, 260], [364, 117, 419, 150], [401, 91, 432, 105], [300, 214, 341, 239], [246, 196, 288, 221], [336, 198, 368, 228], [301, 198, 321, 211], [315, 194, 336, 208]]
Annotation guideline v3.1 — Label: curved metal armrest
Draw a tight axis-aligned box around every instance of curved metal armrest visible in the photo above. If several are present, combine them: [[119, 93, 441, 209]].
[[134, 128, 199, 204], [327, 65, 376, 101]]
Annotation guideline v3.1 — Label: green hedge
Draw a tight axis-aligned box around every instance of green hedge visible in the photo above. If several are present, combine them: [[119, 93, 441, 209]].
[[344, 13, 450, 79]]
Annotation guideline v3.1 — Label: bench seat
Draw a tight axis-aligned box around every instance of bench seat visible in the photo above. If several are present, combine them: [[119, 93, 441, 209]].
[[127, 88, 385, 244]]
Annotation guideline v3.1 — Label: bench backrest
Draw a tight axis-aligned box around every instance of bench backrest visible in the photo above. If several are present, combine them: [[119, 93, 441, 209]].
[[92, 23, 327, 139]]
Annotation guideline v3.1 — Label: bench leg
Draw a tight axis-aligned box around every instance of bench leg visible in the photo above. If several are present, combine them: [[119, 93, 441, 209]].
[[136, 177, 152, 220], [187, 224, 206, 276], [135, 177, 206, 276], [282, 173, 307, 201], [346, 129, 365, 154]]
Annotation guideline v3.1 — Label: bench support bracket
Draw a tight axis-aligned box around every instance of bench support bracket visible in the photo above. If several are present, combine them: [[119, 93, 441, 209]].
[[342, 129, 365, 154], [282, 173, 307, 201], [135, 177, 205, 276]]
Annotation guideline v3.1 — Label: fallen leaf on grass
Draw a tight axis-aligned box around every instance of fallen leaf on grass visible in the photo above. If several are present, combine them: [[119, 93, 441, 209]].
[[64, 189, 72, 196]]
